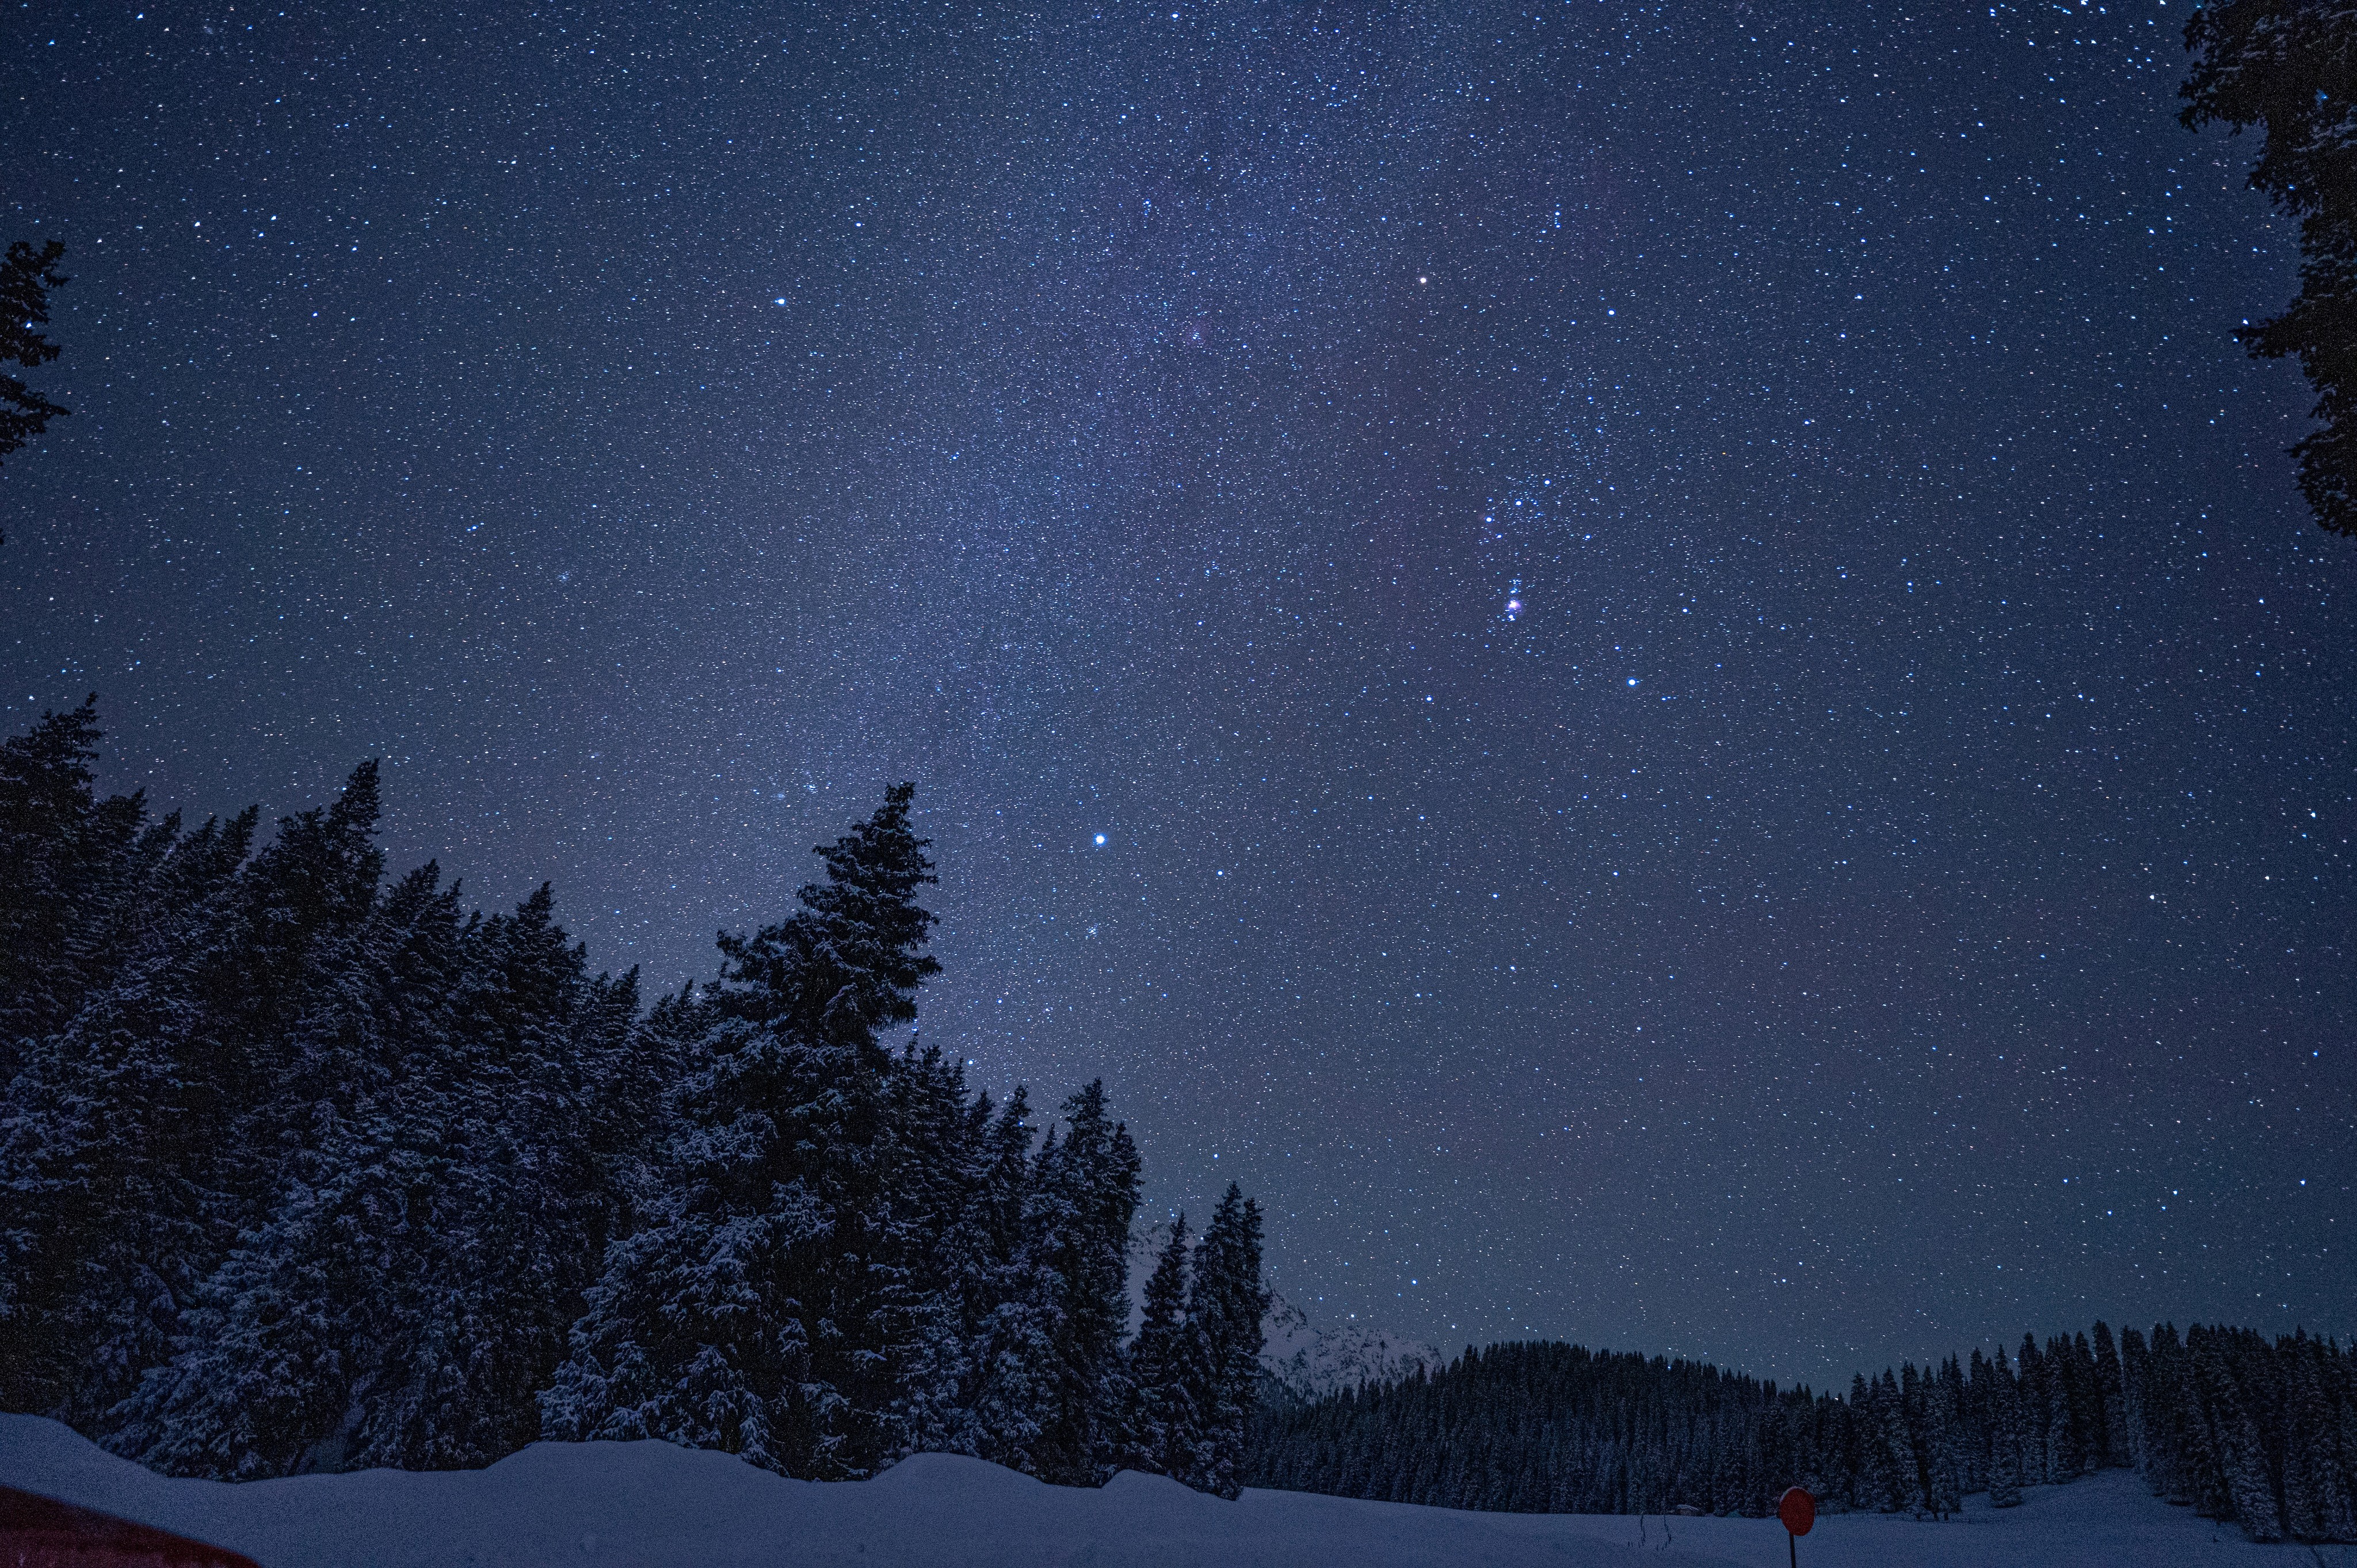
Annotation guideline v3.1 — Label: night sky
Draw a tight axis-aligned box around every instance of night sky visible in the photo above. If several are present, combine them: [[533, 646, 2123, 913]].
[[6, 0, 2352, 1394]]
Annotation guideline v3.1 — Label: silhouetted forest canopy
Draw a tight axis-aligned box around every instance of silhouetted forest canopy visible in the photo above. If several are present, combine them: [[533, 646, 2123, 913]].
[[0, 699, 1267, 1494], [1249, 1321, 2357, 1543], [3, 699, 2348, 1547]]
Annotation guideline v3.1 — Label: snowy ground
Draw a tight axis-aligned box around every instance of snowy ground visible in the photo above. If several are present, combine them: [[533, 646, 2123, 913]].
[[0, 1414, 2331, 1567]]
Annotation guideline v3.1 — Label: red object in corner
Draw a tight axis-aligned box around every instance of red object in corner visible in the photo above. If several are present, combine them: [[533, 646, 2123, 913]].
[[1777, 1485, 1816, 1536], [0, 1483, 261, 1568]]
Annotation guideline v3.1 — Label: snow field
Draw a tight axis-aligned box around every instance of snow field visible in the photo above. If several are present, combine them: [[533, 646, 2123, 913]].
[[0, 1414, 2312, 1567]]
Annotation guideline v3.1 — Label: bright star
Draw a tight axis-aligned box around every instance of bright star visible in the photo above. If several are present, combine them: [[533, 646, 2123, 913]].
[[1094, 833, 1107, 846]]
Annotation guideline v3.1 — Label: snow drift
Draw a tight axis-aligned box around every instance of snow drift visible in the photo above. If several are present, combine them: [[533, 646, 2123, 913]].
[[0, 1413, 2290, 1567]]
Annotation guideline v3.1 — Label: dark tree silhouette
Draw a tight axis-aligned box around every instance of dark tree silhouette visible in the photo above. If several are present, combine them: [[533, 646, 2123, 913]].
[[0, 705, 1275, 1495], [0, 240, 69, 479], [2181, 1, 2357, 534]]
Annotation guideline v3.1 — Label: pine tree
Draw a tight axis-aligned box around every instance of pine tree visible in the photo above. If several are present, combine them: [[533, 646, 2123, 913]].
[[1026, 1081, 1142, 1486], [2169, 1324, 2233, 1520], [872, 1039, 981, 1460], [2143, 1323, 2206, 1507], [103, 872, 635, 1477], [588, 983, 705, 1247], [2288, 1334, 2356, 1541], [1184, 1182, 1267, 1499], [2120, 1326, 2158, 1479], [2195, 1326, 2284, 1540], [359, 887, 624, 1470], [2335, 1340, 2357, 1542], [1963, 1348, 1993, 1494], [539, 786, 939, 1480], [2091, 1321, 2127, 1468], [1986, 1346, 2025, 1507], [0, 773, 260, 1417], [1872, 1369, 1915, 1512], [101, 863, 466, 1477], [2156, 1323, 2218, 1511], [957, 1088, 1058, 1473], [1248, 1318, 2352, 1534], [2333, 1337, 2357, 1543], [2180, 0, 2357, 536], [201, 760, 391, 1239], [0, 697, 157, 1079], [1929, 1356, 1964, 1517], [2013, 1334, 2050, 1487], [0, 238, 71, 484], [2059, 1332, 2099, 1479], [0, 762, 382, 1426], [2276, 1332, 2325, 1542], [1118, 1215, 1200, 1479]]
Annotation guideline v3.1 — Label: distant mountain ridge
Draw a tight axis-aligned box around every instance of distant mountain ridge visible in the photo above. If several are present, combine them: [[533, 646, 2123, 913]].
[[1258, 1292, 1439, 1402], [1123, 1219, 1433, 1402]]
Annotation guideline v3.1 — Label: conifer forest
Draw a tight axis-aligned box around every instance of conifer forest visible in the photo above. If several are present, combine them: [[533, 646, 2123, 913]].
[[1248, 1320, 2357, 1543], [0, 700, 1271, 1496], [5, 699, 2353, 1546]]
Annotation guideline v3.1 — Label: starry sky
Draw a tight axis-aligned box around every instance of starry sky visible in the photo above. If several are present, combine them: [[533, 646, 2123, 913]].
[[6, 0, 2352, 1394]]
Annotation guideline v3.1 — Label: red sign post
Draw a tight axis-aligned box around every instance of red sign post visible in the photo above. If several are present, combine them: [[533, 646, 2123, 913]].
[[1776, 1486, 1816, 1567]]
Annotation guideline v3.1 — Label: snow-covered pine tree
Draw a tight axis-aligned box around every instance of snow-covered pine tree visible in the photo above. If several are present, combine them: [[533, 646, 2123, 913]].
[[2149, 1323, 2210, 1509], [213, 764, 390, 1181], [357, 886, 627, 1470], [0, 951, 213, 1423], [1960, 1348, 1990, 1495], [585, 982, 707, 1249], [121, 870, 631, 1478], [0, 762, 381, 1428], [1829, 1367, 1867, 1509], [2289, 1333, 2356, 1541], [2058, 1332, 2097, 1479], [2091, 1321, 2127, 1468], [539, 785, 939, 1480], [0, 696, 157, 1079], [1985, 1346, 2024, 1507], [2167, 1324, 2232, 1520], [1118, 1214, 1200, 1479], [2043, 1334, 2074, 1481], [2194, 1326, 2283, 1540], [951, 1087, 1060, 1473], [0, 803, 254, 1418], [1184, 1182, 1268, 1500], [1897, 1364, 1931, 1514], [2336, 1338, 2357, 1539], [101, 862, 467, 1478], [2277, 1332, 2325, 1542], [569, 965, 666, 1180], [2118, 1326, 2157, 1479], [872, 1039, 980, 1460], [2011, 1333, 2050, 1487], [1929, 1356, 1964, 1517], [1874, 1368, 1915, 1512], [1024, 1081, 1142, 1486], [1250, 1317, 2349, 1535]]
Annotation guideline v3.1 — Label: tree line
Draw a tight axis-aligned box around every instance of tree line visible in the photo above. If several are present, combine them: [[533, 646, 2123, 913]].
[[0, 699, 1267, 1493], [1247, 1317, 2357, 1542], [6, 693, 2350, 1541]]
